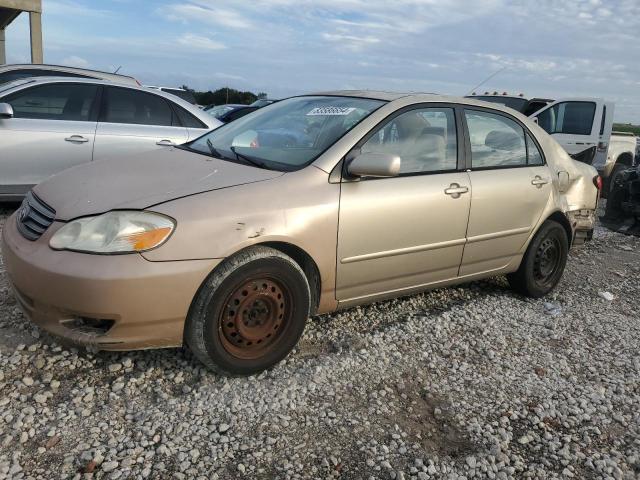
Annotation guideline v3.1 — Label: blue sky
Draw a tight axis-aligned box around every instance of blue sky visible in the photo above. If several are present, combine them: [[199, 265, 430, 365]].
[[5, 0, 640, 122]]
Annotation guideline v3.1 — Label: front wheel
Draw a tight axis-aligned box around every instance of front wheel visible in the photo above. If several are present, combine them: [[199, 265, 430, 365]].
[[507, 220, 568, 298], [185, 246, 310, 375]]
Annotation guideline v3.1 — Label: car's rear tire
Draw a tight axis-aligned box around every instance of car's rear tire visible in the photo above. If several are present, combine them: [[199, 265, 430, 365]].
[[185, 246, 310, 375], [507, 220, 568, 298]]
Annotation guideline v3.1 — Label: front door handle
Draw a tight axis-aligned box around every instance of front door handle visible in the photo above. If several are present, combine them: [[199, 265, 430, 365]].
[[65, 135, 89, 143], [531, 176, 549, 188], [444, 183, 469, 199], [156, 139, 176, 146]]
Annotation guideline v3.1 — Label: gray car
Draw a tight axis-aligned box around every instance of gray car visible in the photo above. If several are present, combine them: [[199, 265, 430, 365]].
[[0, 78, 222, 200], [0, 64, 140, 86]]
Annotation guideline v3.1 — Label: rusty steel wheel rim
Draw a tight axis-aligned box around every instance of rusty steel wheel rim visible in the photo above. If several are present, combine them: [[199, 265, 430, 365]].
[[218, 277, 290, 359]]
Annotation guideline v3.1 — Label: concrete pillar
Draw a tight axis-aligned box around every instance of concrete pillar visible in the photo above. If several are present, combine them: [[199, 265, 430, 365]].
[[0, 28, 5, 64], [28, 11, 41, 63]]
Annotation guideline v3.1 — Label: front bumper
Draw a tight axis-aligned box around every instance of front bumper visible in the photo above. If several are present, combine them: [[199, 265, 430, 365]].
[[2, 214, 220, 350]]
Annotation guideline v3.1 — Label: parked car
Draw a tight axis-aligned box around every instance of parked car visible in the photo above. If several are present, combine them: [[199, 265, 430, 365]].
[[250, 98, 280, 108], [469, 92, 636, 196], [146, 86, 197, 105], [0, 77, 221, 199], [2, 91, 599, 375], [0, 63, 139, 86], [204, 103, 259, 123]]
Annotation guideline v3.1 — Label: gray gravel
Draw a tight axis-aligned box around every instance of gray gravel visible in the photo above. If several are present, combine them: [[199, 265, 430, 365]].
[[1, 203, 639, 479]]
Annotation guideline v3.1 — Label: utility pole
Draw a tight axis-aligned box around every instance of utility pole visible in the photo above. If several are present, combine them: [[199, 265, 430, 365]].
[[0, 0, 43, 64]]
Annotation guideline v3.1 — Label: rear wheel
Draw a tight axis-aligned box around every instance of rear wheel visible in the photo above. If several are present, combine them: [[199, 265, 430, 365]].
[[607, 164, 627, 198], [507, 220, 568, 298], [185, 246, 310, 375]]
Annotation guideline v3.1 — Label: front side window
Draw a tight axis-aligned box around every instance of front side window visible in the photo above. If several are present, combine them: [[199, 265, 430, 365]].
[[361, 107, 458, 174], [536, 101, 595, 135], [188, 96, 385, 171], [465, 110, 527, 168], [103, 87, 175, 126], [3, 83, 98, 121]]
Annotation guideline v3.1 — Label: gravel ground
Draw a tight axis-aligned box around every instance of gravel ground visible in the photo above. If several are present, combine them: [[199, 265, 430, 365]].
[[0, 203, 639, 480]]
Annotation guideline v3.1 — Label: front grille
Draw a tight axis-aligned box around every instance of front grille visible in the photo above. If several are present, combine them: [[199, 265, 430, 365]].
[[16, 191, 56, 241]]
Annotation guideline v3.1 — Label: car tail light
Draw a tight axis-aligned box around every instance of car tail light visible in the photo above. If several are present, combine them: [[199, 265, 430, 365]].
[[597, 141, 608, 152], [594, 175, 603, 190]]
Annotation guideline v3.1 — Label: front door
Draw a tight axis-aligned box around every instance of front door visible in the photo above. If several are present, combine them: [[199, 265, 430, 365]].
[[460, 108, 552, 276], [336, 106, 471, 302], [0, 82, 99, 196], [93, 86, 188, 162]]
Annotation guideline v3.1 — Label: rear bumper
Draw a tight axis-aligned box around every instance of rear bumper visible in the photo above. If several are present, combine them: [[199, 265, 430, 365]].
[[566, 209, 596, 246], [2, 214, 220, 350]]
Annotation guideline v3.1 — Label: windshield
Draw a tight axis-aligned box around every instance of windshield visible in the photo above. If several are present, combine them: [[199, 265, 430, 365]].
[[473, 96, 528, 113], [188, 96, 385, 171], [206, 105, 236, 119]]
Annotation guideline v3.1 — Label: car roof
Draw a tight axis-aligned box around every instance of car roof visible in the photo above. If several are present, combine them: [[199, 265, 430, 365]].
[[0, 76, 220, 129], [306, 90, 525, 112], [309, 90, 418, 101], [0, 63, 138, 84]]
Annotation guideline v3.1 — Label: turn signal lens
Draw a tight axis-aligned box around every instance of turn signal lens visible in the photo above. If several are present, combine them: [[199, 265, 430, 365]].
[[49, 211, 175, 254]]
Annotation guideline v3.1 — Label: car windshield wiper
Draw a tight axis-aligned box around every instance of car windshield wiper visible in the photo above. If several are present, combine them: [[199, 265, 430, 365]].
[[230, 146, 269, 169], [206, 139, 226, 159]]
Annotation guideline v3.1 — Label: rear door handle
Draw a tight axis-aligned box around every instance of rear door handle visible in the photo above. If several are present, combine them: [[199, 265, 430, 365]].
[[444, 183, 469, 198], [531, 176, 549, 188], [65, 135, 89, 143], [156, 139, 176, 146]]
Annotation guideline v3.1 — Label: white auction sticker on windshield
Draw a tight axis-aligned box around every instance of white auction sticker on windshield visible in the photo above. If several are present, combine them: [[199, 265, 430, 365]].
[[306, 106, 356, 116]]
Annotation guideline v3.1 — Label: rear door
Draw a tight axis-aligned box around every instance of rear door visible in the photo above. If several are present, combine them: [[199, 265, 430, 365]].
[[0, 82, 99, 196], [531, 98, 611, 166], [460, 108, 552, 276], [93, 86, 188, 161]]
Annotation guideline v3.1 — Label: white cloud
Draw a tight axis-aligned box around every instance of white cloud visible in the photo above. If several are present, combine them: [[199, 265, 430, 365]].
[[162, 4, 251, 29], [177, 33, 226, 51]]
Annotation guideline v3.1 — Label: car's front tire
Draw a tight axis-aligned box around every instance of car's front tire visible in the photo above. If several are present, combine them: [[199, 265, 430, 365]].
[[507, 220, 568, 298], [185, 246, 310, 375]]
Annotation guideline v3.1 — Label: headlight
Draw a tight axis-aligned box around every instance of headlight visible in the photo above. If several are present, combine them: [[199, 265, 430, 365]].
[[49, 211, 175, 254]]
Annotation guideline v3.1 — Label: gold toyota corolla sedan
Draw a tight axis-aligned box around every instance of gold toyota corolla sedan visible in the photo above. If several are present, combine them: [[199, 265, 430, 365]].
[[2, 91, 600, 374]]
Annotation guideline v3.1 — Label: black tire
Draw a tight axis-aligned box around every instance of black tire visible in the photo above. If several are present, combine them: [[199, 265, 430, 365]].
[[507, 220, 569, 298], [606, 164, 627, 199], [185, 246, 310, 375]]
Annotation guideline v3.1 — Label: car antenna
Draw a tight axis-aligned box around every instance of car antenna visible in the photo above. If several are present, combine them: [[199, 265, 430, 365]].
[[464, 66, 507, 96], [113, 66, 122, 74]]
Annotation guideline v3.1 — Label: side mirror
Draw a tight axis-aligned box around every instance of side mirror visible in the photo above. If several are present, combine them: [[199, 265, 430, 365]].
[[347, 152, 401, 178], [0, 103, 14, 119], [558, 171, 569, 192]]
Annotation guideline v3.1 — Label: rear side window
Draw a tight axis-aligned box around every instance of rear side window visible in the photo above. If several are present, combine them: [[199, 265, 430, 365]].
[[4, 83, 98, 121], [526, 133, 544, 166], [361, 107, 458, 174], [103, 87, 175, 126], [173, 104, 207, 129], [536, 101, 596, 136], [465, 110, 527, 168]]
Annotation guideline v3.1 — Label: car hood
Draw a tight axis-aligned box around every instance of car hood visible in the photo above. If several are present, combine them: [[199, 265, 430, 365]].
[[34, 147, 284, 221]]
